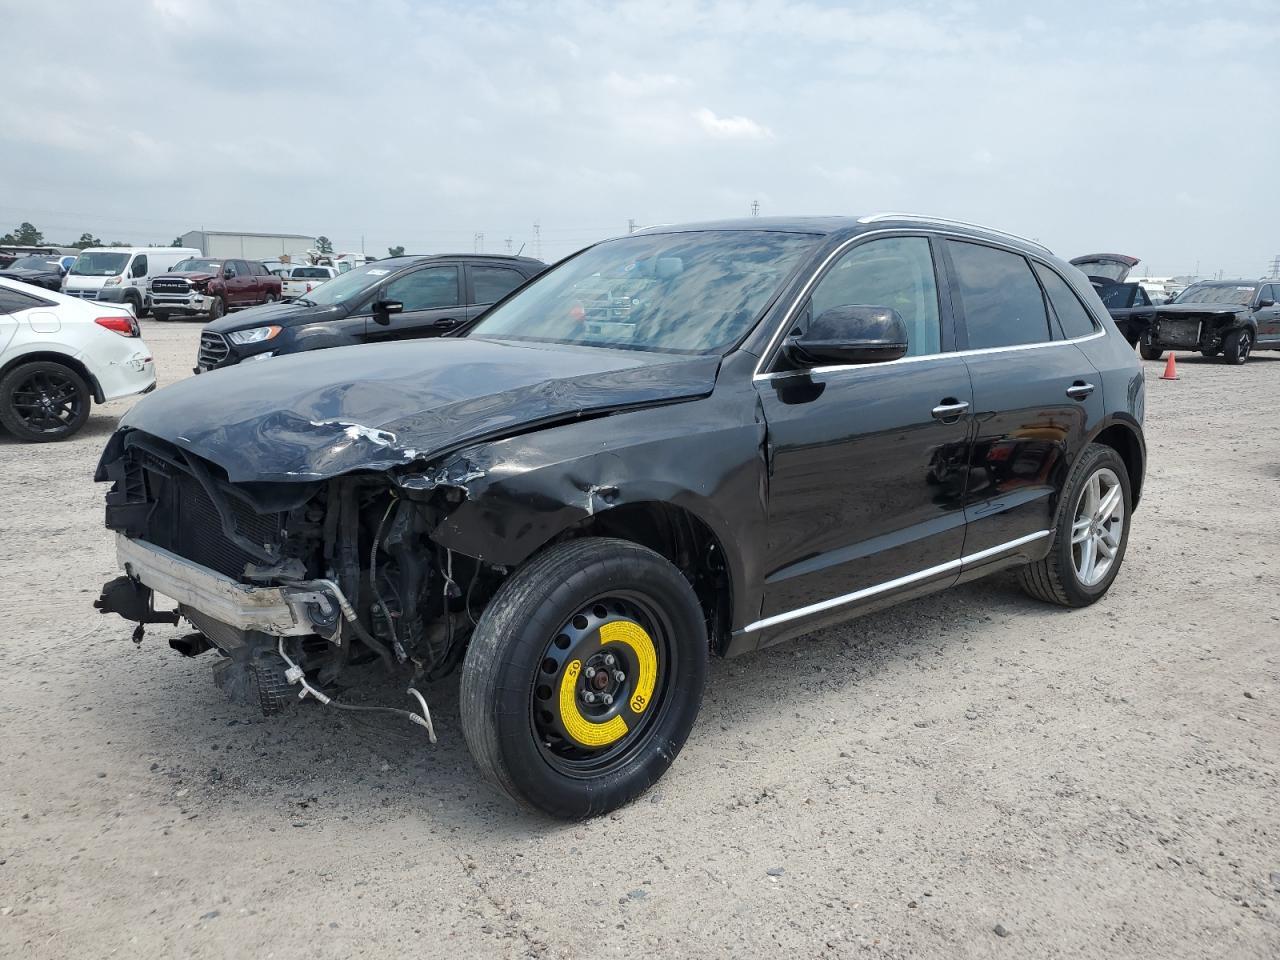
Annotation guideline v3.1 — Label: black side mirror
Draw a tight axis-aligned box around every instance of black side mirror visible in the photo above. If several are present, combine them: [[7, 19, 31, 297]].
[[371, 299, 404, 325], [786, 305, 908, 366], [1258, 299, 1276, 309], [223, 269, 233, 279]]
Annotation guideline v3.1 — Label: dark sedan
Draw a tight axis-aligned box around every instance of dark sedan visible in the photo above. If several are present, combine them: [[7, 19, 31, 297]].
[[97, 215, 1144, 818], [0, 255, 67, 291]]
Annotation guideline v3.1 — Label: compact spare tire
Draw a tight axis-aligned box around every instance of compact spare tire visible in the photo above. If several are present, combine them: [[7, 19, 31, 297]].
[[460, 537, 708, 819], [1019, 443, 1131, 608], [0, 359, 92, 442], [1138, 335, 1163, 361]]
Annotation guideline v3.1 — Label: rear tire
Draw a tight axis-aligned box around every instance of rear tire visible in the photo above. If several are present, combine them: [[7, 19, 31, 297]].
[[0, 360, 92, 442], [1222, 328, 1251, 365], [1138, 335, 1163, 361], [1018, 444, 1131, 608], [152, 311, 171, 322], [460, 537, 708, 819]]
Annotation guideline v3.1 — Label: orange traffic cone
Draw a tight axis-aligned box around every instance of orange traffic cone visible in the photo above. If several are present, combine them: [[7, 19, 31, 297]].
[[1160, 353, 1178, 380]]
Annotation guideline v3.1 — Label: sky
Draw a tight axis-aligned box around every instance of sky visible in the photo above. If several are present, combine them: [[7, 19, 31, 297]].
[[2, 0, 1277, 277]]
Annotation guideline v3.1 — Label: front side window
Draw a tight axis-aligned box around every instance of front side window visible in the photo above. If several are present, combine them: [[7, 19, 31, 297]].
[[131, 255, 148, 278], [947, 241, 1050, 349], [225, 262, 239, 278], [1033, 262, 1098, 339], [808, 236, 941, 357], [469, 230, 817, 354], [472, 265, 526, 304], [383, 266, 460, 311]]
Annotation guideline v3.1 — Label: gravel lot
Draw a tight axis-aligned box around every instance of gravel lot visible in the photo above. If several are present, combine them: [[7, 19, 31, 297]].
[[2, 320, 1277, 959]]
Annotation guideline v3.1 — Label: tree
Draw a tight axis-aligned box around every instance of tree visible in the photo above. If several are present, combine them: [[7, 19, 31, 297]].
[[387, 245, 405, 257], [171, 236, 184, 248], [1, 222, 44, 245], [74, 232, 102, 249], [316, 236, 334, 254]]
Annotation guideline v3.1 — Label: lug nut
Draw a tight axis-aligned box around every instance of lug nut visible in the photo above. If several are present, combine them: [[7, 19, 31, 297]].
[[613, 670, 625, 683], [583, 691, 596, 703], [585, 666, 597, 679], [604, 654, 616, 666], [602, 694, 614, 705]]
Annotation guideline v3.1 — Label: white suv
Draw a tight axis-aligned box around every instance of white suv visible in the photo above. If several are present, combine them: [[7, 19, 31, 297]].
[[0, 278, 156, 441]]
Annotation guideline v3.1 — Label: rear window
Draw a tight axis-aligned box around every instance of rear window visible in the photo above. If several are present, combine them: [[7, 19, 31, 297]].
[[293, 267, 331, 279], [1034, 262, 1099, 339], [947, 241, 1051, 349]]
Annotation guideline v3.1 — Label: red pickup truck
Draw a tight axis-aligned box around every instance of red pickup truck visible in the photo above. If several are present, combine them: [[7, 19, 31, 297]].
[[149, 257, 282, 321]]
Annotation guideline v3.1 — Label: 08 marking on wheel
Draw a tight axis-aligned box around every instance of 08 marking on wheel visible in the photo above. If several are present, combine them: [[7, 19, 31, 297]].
[[600, 620, 657, 714], [559, 659, 629, 746]]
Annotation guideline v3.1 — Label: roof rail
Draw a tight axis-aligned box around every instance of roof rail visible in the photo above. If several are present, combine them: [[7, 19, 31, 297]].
[[857, 213, 1052, 254]]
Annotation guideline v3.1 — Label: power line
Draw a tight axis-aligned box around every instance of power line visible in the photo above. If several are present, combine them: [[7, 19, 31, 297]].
[[533, 222, 541, 261]]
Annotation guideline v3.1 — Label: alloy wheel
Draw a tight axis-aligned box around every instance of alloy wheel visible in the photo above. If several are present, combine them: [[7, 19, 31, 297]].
[[9, 369, 85, 436], [1070, 466, 1125, 587]]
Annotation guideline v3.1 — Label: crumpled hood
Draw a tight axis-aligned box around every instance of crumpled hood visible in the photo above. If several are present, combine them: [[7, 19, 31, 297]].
[[165, 270, 219, 283], [114, 337, 720, 482]]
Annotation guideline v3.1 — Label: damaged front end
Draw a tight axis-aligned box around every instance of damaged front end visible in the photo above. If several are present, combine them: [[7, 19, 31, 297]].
[[94, 429, 498, 723]]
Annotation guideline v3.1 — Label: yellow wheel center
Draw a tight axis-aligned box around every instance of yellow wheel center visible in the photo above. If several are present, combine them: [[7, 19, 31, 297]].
[[556, 619, 659, 749]]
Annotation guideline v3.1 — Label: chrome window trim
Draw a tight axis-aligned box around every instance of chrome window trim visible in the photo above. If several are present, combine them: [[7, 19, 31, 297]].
[[752, 227, 1106, 382], [741, 530, 1051, 634]]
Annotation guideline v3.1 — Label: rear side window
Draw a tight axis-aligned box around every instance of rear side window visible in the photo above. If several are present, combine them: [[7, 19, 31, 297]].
[[0, 287, 48, 313], [1033, 262, 1099, 339], [947, 241, 1050, 349], [472, 265, 526, 304], [249, 262, 266, 276]]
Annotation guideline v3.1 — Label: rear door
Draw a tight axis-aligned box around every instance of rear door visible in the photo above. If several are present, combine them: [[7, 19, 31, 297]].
[[466, 263, 530, 320], [362, 264, 463, 342], [1254, 284, 1280, 344], [944, 240, 1105, 563]]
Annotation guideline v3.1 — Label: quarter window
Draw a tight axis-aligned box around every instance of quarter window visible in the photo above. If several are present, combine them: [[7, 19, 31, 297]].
[[383, 266, 460, 311], [471, 266, 525, 304], [0, 287, 47, 313], [947, 241, 1050, 349], [1033, 262, 1098, 339], [808, 236, 942, 357]]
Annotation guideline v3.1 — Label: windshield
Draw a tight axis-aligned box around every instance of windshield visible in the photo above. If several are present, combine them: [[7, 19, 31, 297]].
[[467, 230, 817, 354], [173, 258, 223, 273], [1173, 283, 1258, 306], [71, 252, 130, 276], [298, 261, 398, 306], [7, 256, 60, 271]]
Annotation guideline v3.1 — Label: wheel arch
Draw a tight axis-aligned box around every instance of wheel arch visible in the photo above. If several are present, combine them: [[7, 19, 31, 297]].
[[1087, 418, 1145, 508], [0, 350, 104, 403]]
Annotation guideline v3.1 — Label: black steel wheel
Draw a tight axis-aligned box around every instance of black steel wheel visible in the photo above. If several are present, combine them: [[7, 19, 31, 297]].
[[0, 360, 91, 442], [1138, 334, 1163, 361], [460, 537, 707, 819]]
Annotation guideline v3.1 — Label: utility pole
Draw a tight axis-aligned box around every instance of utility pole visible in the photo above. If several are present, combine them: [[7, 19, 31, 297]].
[[361, 234, 365, 255], [627, 218, 636, 234], [473, 232, 485, 254], [533, 222, 542, 260], [1268, 255, 1280, 279], [505, 237, 513, 254], [750, 200, 760, 217]]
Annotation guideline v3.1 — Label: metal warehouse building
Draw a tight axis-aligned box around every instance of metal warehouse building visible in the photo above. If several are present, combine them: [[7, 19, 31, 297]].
[[180, 230, 316, 261]]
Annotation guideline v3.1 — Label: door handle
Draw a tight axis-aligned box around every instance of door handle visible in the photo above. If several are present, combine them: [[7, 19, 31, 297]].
[[931, 399, 970, 422], [432, 317, 460, 329], [1066, 381, 1095, 400]]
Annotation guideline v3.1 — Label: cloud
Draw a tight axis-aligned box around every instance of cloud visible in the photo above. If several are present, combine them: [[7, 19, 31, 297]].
[[693, 108, 774, 140]]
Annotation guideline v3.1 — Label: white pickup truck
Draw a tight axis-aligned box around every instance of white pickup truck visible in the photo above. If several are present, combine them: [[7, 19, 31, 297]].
[[272, 264, 338, 302]]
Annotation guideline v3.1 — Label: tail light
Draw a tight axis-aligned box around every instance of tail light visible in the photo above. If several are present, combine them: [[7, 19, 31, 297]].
[[96, 316, 139, 337]]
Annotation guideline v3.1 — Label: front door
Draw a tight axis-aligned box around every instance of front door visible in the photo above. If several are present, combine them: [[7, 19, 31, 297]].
[[1254, 284, 1280, 345], [942, 239, 1105, 558], [363, 264, 464, 342], [756, 234, 972, 631]]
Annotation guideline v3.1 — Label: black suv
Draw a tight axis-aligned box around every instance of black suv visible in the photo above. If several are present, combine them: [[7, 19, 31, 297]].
[[96, 216, 1145, 819], [1134, 280, 1280, 364], [195, 254, 546, 372]]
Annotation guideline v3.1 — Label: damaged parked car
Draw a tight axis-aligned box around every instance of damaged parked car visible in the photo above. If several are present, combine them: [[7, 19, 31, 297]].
[[1070, 253, 1154, 347], [1134, 279, 1280, 364], [95, 215, 1146, 818]]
